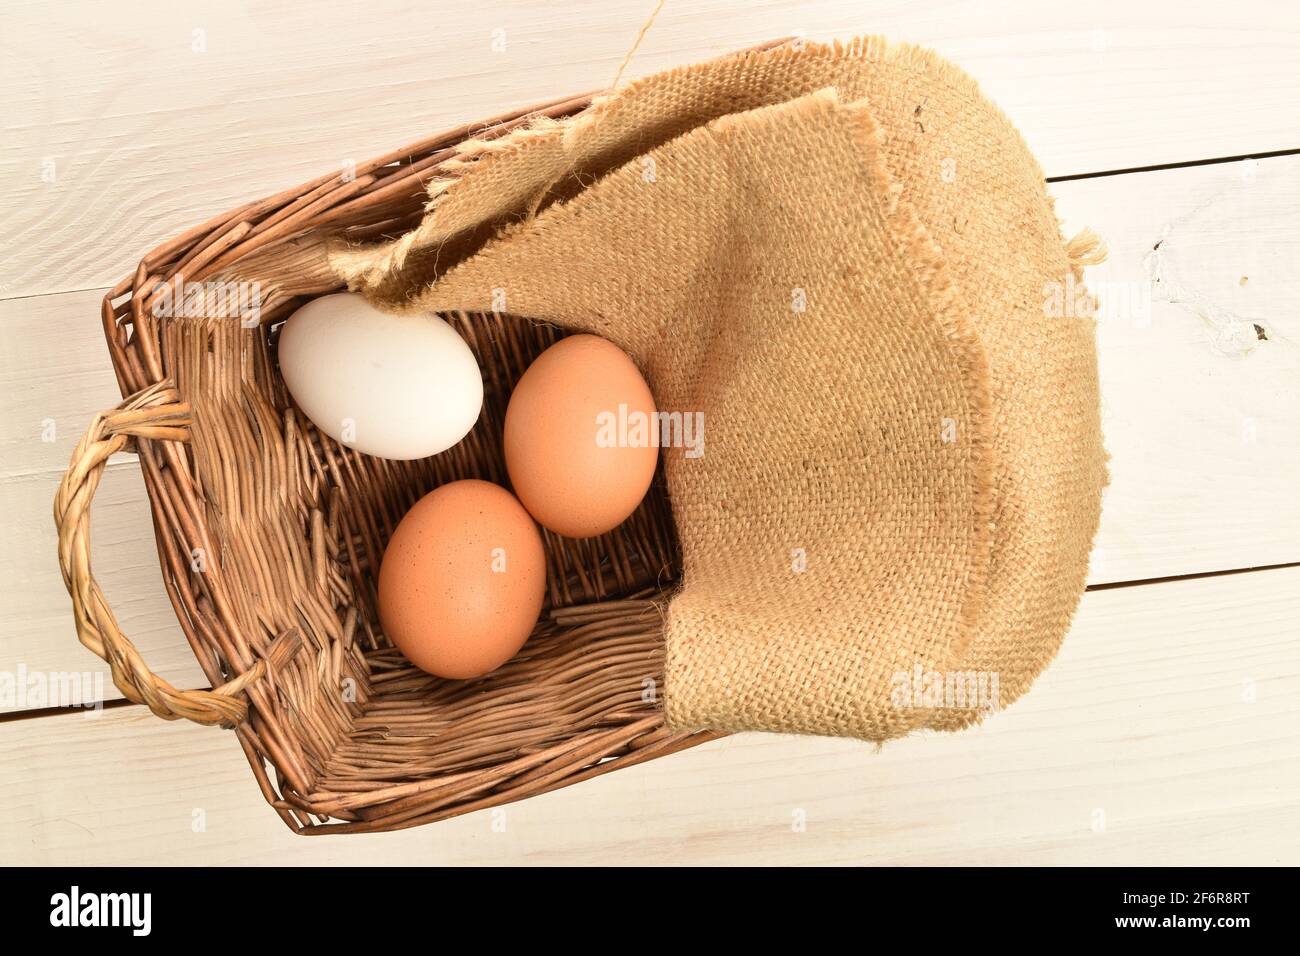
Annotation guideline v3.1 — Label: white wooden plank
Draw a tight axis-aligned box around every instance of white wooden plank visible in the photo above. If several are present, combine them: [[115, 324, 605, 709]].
[[1057, 155, 1300, 582], [3, 0, 1299, 299], [3, 155, 1298, 709], [0, 290, 212, 711], [1, 567, 1295, 865], [0, 463, 202, 715]]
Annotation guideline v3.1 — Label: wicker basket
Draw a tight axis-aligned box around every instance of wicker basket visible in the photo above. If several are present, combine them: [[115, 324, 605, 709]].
[[46, 52, 818, 831]]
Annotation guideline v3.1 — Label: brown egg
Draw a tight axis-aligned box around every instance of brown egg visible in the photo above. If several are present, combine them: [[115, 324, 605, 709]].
[[378, 479, 546, 679], [505, 335, 659, 539]]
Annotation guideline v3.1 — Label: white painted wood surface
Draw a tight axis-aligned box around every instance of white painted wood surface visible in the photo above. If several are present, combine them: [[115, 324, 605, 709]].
[[1, 0, 1297, 864], [2, 568, 1295, 865], [3, 0, 1299, 297], [1057, 156, 1300, 583]]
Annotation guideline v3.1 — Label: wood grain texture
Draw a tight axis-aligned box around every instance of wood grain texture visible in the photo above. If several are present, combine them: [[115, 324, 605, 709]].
[[0, 462, 192, 715], [5, 156, 1297, 708], [1056, 155, 1300, 583], [2, 567, 1295, 865], [2, 0, 1298, 863], [0, 291, 205, 711], [3, 0, 1300, 298]]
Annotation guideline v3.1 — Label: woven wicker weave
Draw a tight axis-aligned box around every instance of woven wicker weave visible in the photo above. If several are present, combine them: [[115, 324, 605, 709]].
[[48, 47, 829, 830]]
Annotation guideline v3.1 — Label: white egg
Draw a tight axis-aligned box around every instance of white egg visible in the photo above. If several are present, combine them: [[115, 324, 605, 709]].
[[277, 292, 483, 460]]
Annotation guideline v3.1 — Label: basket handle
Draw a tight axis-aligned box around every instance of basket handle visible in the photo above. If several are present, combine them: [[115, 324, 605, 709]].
[[54, 381, 267, 726]]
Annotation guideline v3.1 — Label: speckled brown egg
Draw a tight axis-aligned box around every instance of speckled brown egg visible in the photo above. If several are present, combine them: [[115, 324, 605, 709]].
[[504, 335, 659, 538], [377, 479, 546, 679]]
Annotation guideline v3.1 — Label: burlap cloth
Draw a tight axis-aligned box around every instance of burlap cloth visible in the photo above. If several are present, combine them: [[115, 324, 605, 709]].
[[329, 38, 1108, 741]]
